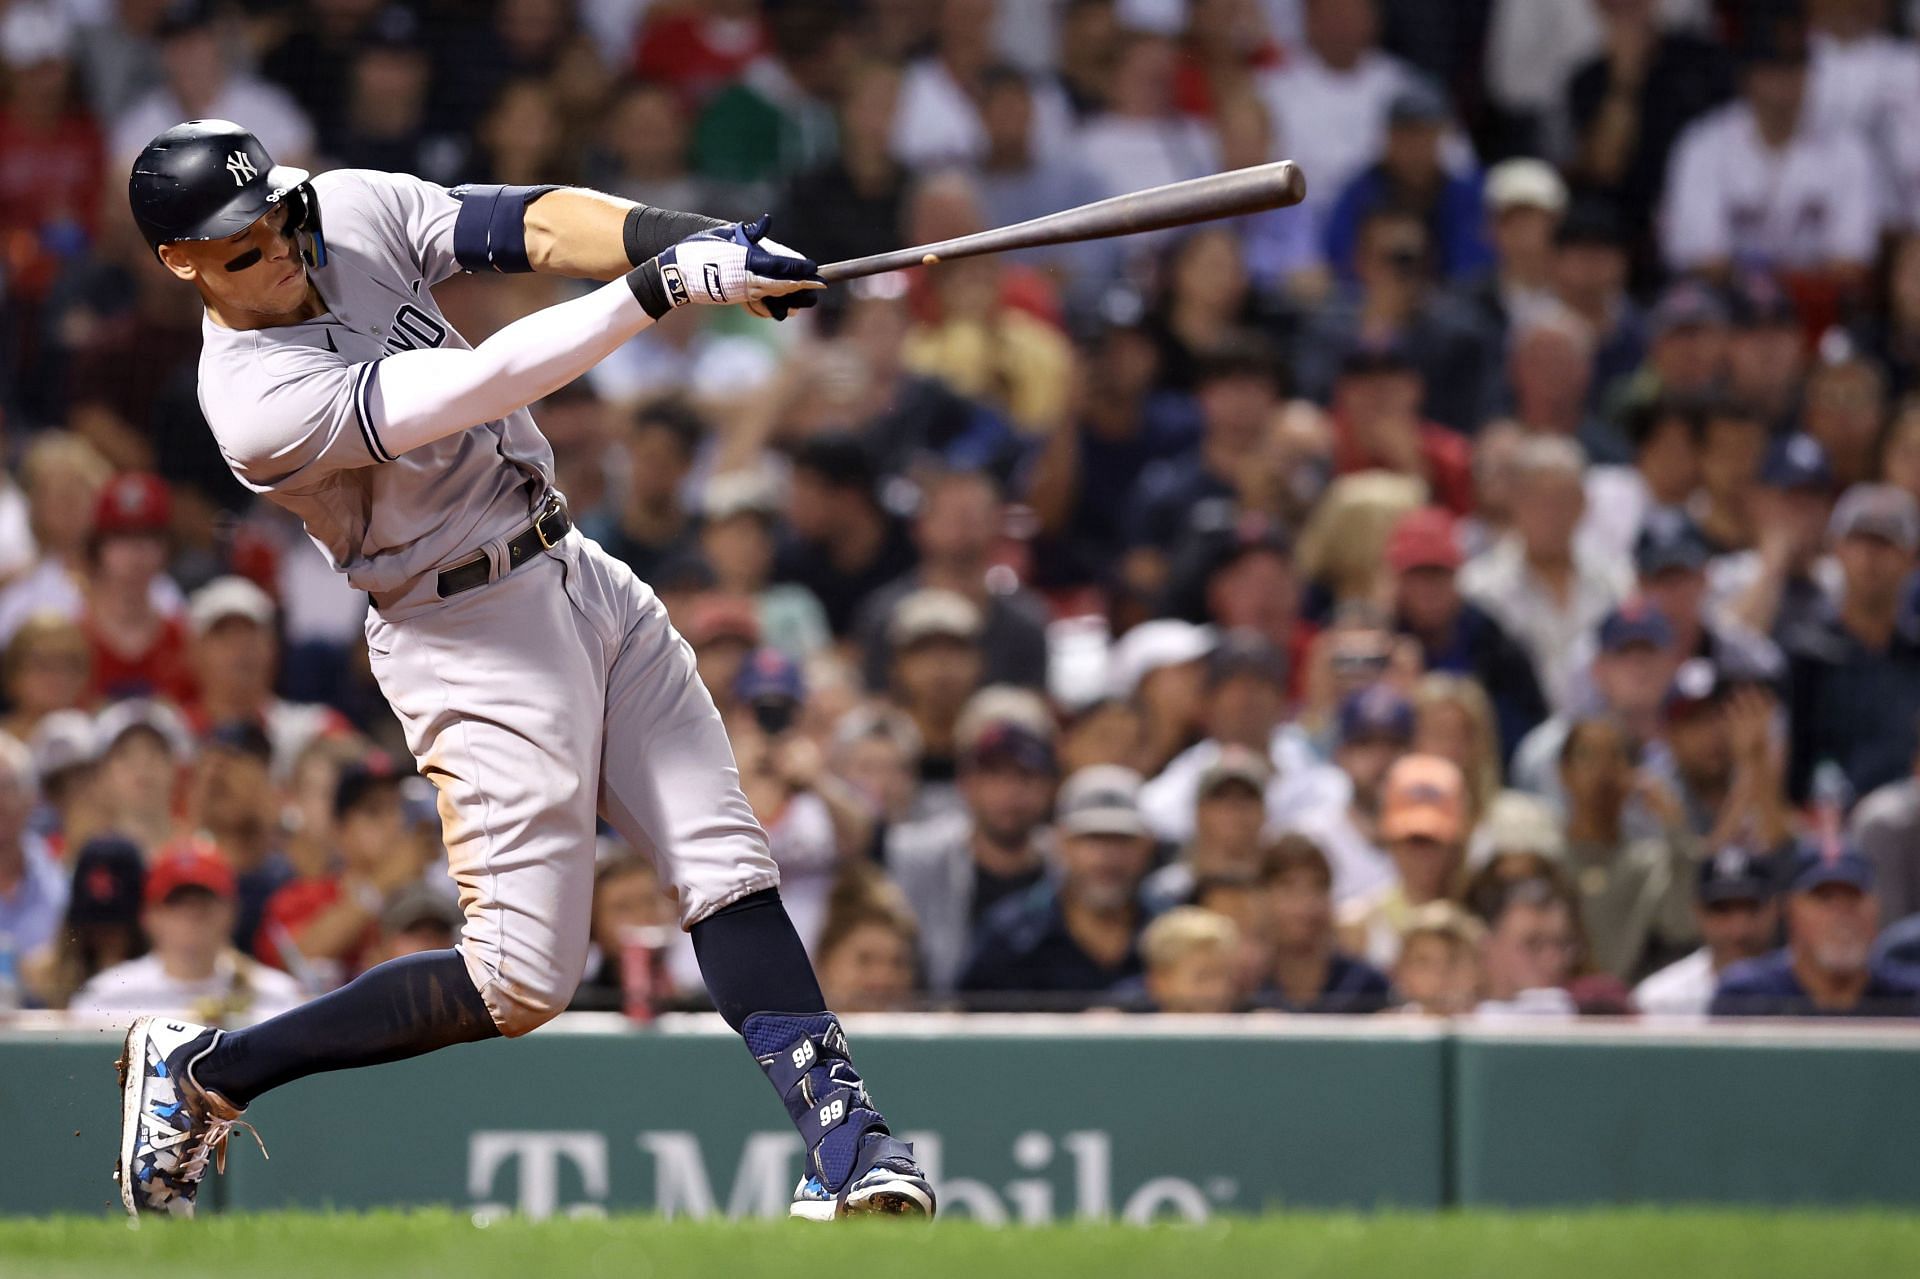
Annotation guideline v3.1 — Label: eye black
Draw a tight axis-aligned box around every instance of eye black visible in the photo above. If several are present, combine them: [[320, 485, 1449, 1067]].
[[224, 247, 263, 273]]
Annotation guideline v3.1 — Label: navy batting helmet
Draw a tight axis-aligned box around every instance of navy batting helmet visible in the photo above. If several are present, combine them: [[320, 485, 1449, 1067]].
[[128, 119, 326, 264]]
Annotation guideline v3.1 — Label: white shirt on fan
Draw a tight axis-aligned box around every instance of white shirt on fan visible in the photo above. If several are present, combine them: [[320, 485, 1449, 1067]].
[[1661, 101, 1880, 273], [1633, 946, 1718, 1019], [72, 950, 305, 1024]]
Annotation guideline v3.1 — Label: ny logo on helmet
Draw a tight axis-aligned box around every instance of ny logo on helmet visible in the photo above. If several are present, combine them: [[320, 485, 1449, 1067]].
[[226, 151, 257, 186]]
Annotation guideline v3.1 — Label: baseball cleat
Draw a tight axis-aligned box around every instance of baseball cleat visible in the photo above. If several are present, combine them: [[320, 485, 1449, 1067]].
[[789, 1133, 936, 1221], [114, 1016, 264, 1219]]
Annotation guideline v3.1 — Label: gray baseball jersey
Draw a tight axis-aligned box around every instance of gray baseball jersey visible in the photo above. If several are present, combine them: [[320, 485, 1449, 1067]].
[[194, 169, 780, 1033], [197, 168, 553, 598]]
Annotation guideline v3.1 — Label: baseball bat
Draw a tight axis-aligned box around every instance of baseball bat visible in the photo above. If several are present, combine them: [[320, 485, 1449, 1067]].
[[814, 160, 1306, 284]]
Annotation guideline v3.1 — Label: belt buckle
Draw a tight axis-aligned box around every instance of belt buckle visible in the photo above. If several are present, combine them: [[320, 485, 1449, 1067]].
[[533, 495, 566, 550]]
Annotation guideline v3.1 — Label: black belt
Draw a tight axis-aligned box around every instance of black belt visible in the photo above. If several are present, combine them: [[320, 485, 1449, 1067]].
[[436, 496, 572, 599]]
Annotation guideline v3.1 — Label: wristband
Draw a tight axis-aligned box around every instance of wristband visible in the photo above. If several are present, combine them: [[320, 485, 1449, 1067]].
[[625, 260, 675, 320]]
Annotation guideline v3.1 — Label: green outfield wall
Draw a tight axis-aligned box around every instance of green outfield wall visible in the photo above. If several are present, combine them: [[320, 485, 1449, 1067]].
[[4, 1015, 1915, 1218]]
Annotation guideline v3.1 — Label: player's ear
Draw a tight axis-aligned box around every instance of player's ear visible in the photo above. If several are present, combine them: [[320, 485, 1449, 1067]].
[[156, 242, 199, 283]]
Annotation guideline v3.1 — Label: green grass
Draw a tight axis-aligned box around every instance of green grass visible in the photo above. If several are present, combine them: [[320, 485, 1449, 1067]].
[[3, 1210, 1918, 1279]]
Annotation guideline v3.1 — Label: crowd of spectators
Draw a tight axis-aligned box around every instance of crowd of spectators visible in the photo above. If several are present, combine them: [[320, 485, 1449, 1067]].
[[5, 0, 1920, 1027]]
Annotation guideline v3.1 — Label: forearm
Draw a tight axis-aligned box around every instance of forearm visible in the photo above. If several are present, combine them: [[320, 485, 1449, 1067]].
[[524, 188, 727, 281], [371, 275, 655, 454]]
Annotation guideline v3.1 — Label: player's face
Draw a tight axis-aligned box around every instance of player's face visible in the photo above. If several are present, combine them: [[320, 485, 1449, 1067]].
[[158, 203, 310, 321]]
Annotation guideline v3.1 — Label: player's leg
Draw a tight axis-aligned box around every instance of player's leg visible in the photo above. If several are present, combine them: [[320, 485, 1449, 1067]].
[[118, 558, 606, 1217], [580, 538, 934, 1219]]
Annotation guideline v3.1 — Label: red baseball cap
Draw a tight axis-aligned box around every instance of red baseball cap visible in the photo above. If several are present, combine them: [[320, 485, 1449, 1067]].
[[1386, 507, 1462, 573], [94, 472, 172, 538], [144, 841, 237, 906]]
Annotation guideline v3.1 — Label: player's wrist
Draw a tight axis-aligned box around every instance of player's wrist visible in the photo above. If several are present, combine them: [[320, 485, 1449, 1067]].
[[625, 259, 677, 320]]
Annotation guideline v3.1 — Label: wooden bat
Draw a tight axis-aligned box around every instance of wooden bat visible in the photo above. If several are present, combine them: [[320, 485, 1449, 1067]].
[[814, 160, 1306, 284]]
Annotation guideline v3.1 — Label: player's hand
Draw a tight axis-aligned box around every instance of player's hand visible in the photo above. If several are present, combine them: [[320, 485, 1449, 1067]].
[[650, 214, 824, 320]]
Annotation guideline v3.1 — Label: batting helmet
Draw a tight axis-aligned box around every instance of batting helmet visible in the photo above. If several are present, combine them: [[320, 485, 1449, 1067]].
[[128, 119, 326, 264]]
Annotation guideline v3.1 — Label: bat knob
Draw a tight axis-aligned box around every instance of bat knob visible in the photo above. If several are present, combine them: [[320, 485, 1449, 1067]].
[[921, 253, 941, 266]]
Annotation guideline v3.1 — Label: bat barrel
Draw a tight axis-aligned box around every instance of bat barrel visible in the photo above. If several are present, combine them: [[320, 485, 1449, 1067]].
[[816, 161, 1306, 283]]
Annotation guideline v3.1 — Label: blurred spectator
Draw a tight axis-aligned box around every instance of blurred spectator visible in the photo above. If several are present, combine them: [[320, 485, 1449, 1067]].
[[260, 0, 383, 135], [828, 705, 924, 827], [881, 589, 987, 788], [1295, 685, 1415, 905], [1505, 305, 1620, 463], [602, 397, 703, 584], [1664, 662, 1791, 851], [1259, 833, 1393, 1012], [1579, 397, 1703, 578], [1460, 436, 1632, 715], [1295, 207, 1500, 434], [1802, 341, 1888, 491], [1724, 272, 1807, 430], [886, 702, 1057, 993], [570, 852, 675, 1012], [1326, 341, 1473, 513], [1805, 0, 1920, 228], [1338, 752, 1470, 967], [1634, 844, 1779, 1016], [632, 0, 766, 101], [0, 0, 102, 323], [1392, 899, 1485, 1015], [1144, 229, 1266, 395], [1162, 515, 1302, 669], [0, 732, 63, 958], [0, 434, 116, 643], [1472, 873, 1581, 1017], [813, 881, 921, 1013], [1723, 431, 1836, 640], [181, 721, 293, 955], [469, 77, 568, 186], [71, 841, 302, 1024], [1411, 673, 1504, 823], [1388, 507, 1548, 760], [1324, 79, 1488, 284], [19, 835, 144, 1009], [1103, 619, 1211, 779], [683, 594, 761, 724], [257, 762, 424, 987], [110, 0, 315, 169], [1510, 600, 1676, 803], [891, 0, 1074, 172], [1077, 31, 1218, 201], [1850, 719, 1920, 923], [1143, 744, 1270, 910], [26, 708, 102, 853], [182, 576, 349, 777], [775, 60, 907, 266], [81, 472, 193, 704], [1, 613, 89, 742], [856, 468, 1049, 691], [687, 2, 846, 193], [1139, 630, 1340, 848], [730, 648, 877, 948], [960, 765, 1157, 1004], [592, 80, 708, 213], [373, 882, 464, 965], [699, 472, 830, 662], [1555, 714, 1697, 981], [774, 434, 918, 636], [325, 8, 464, 185], [1711, 843, 1920, 1017], [1662, 15, 1877, 284], [92, 698, 190, 854], [1564, 0, 1733, 263], [1458, 158, 1569, 342], [1784, 484, 1920, 801], [1551, 203, 1647, 409], [1139, 905, 1245, 1013], [1258, 0, 1434, 242]]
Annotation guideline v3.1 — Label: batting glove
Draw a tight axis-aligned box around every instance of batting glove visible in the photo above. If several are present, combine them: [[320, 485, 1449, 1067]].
[[628, 214, 824, 321]]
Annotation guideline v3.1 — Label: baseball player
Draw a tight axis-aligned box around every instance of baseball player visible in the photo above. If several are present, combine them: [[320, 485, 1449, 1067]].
[[113, 120, 933, 1221]]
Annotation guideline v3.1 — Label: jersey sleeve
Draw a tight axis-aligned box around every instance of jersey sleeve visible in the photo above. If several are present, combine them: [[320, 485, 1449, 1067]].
[[335, 168, 463, 287], [205, 343, 392, 493]]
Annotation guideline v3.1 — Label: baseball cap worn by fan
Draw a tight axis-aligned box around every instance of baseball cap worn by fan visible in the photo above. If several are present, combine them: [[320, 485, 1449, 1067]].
[[93, 472, 170, 538], [1198, 744, 1271, 798], [1829, 483, 1920, 552], [1634, 516, 1712, 578], [1787, 843, 1875, 895], [682, 594, 760, 648], [735, 646, 805, 705], [145, 843, 237, 907], [1762, 432, 1831, 492], [1665, 657, 1723, 720], [188, 575, 275, 636], [1697, 845, 1775, 905], [1379, 754, 1467, 844], [94, 698, 194, 761], [1598, 599, 1673, 653], [963, 721, 1057, 775], [66, 837, 147, 926], [1338, 685, 1415, 746], [1057, 765, 1150, 839], [381, 883, 464, 938], [889, 588, 984, 650], [1106, 619, 1215, 700], [0, 1, 73, 67], [1484, 158, 1568, 216], [28, 709, 98, 781], [1208, 628, 1288, 688], [1386, 507, 1462, 574], [1649, 281, 1730, 337]]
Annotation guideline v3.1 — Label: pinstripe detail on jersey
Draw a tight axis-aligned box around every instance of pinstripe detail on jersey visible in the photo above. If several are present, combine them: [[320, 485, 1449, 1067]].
[[354, 361, 396, 463]]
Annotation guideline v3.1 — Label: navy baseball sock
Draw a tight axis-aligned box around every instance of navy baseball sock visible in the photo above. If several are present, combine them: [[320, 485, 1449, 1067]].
[[175, 949, 500, 1106], [692, 889, 890, 1192]]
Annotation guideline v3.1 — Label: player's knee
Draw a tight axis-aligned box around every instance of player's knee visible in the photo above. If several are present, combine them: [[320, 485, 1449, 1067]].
[[488, 967, 582, 1038]]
